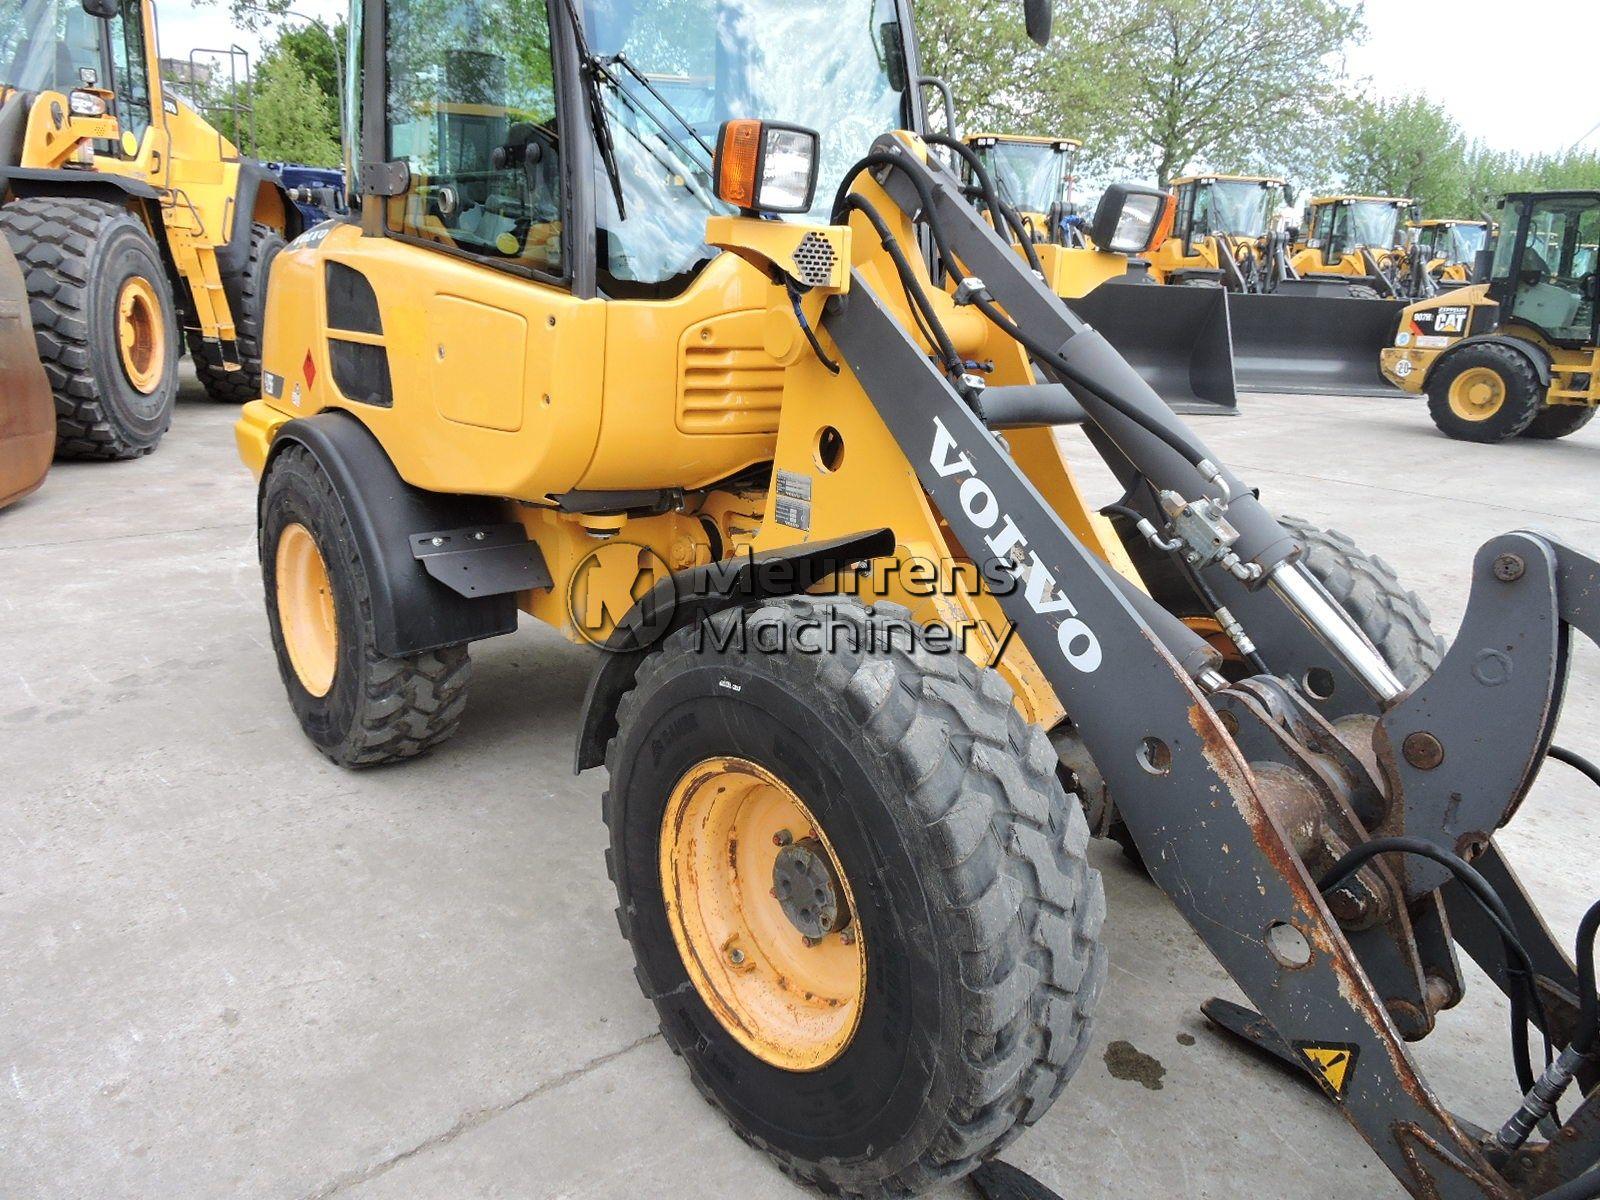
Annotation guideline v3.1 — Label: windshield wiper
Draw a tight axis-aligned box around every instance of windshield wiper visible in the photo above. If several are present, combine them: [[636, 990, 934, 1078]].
[[599, 53, 713, 167], [559, 0, 627, 220]]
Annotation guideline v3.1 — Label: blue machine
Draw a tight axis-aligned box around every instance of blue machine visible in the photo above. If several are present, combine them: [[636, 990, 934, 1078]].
[[268, 163, 348, 226]]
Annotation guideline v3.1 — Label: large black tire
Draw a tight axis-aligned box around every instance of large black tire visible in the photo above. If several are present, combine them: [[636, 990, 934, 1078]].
[[187, 221, 285, 404], [1277, 515, 1445, 687], [1425, 343, 1543, 443], [0, 197, 178, 459], [605, 597, 1105, 1198], [1520, 403, 1596, 441], [1346, 284, 1383, 300], [259, 443, 470, 767]]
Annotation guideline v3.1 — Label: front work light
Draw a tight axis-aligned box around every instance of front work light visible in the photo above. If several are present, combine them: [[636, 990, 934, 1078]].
[[68, 89, 108, 117], [714, 120, 821, 216], [1090, 182, 1169, 255]]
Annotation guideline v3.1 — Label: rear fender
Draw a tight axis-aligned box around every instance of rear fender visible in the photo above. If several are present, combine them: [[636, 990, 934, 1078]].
[[261, 411, 520, 657]]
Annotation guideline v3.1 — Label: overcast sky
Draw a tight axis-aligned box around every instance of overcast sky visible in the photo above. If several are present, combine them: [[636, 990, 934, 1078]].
[[1346, 0, 1599, 155], [154, 0, 1600, 158]]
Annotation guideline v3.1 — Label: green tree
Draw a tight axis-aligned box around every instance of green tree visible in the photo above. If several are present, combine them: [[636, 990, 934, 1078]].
[[251, 52, 342, 163], [1335, 94, 1467, 213], [1111, 0, 1364, 186]]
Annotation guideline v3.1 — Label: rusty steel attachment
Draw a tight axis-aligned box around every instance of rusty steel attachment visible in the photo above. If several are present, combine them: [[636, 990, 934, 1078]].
[[823, 138, 1600, 1200], [0, 240, 52, 511]]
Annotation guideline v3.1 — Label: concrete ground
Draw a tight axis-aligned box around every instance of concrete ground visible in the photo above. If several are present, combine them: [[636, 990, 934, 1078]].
[[3, 375, 1598, 1200]]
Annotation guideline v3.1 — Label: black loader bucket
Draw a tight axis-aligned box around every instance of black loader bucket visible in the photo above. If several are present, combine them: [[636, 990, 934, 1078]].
[[1228, 293, 1407, 396], [1062, 279, 1237, 415]]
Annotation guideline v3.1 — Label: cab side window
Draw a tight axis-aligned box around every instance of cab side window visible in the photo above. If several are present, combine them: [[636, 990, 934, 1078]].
[[385, 0, 563, 275], [108, 0, 153, 147]]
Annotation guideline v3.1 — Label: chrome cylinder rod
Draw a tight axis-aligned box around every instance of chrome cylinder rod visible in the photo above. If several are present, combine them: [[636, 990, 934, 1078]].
[[1266, 561, 1407, 703]]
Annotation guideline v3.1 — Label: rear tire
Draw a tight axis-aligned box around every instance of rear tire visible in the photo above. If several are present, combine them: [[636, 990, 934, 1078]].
[[1346, 284, 1383, 300], [259, 443, 470, 767], [1425, 343, 1543, 443], [605, 598, 1105, 1198], [187, 222, 286, 404], [1520, 403, 1596, 440], [0, 197, 178, 459]]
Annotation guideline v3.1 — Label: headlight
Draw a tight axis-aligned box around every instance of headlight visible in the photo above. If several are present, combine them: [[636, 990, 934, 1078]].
[[714, 119, 821, 216], [69, 89, 107, 117], [1090, 182, 1169, 255]]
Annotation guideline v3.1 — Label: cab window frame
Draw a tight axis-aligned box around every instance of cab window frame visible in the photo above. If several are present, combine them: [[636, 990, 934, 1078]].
[[368, 0, 576, 289]]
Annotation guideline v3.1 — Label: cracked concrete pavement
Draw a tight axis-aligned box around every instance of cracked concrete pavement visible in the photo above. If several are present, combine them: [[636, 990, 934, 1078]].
[[3, 374, 1598, 1198]]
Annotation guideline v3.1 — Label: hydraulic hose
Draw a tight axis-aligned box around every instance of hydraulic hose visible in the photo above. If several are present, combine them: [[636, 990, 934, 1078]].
[[921, 133, 1047, 278], [1319, 837, 1547, 1096]]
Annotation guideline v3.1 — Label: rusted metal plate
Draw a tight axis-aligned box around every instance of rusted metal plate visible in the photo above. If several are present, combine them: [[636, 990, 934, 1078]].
[[0, 239, 52, 510]]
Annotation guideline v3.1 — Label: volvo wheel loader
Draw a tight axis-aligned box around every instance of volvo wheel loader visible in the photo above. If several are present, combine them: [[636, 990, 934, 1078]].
[[238, 2, 1600, 1198], [0, 0, 302, 460], [1409, 217, 1492, 287], [1382, 190, 1599, 443], [963, 133, 1082, 245]]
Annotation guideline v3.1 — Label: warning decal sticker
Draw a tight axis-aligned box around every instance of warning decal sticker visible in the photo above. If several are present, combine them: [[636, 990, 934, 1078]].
[[1293, 1042, 1360, 1099]]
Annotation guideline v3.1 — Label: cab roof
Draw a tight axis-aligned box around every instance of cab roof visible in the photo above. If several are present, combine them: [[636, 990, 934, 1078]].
[[1410, 218, 1490, 229], [1170, 173, 1285, 187], [965, 133, 1083, 150], [1310, 195, 1412, 206]]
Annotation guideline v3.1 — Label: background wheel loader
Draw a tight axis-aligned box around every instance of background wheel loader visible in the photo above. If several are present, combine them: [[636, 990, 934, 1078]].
[[1382, 189, 1599, 442], [0, 0, 302, 460], [1407, 217, 1492, 287], [236, 1, 1600, 1198], [961, 134, 1237, 414], [1290, 193, 1414, 298]]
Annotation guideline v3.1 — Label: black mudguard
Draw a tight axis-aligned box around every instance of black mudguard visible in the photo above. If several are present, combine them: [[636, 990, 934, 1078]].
[[262, 411, 519, 657]]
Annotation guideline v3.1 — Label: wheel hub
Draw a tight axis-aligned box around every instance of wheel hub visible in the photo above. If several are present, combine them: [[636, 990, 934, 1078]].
[[773, 838, 850, 939], [275, 522, 339, 697], [115, 276, 165, 395], [1448, 366, 1505, 420], [659, 757, 866, 1071]]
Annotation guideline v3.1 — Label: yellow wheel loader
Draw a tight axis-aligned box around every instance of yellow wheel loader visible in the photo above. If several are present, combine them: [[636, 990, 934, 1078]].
[[1290, 194, 1413, 298], [1407, 217, 1492, 287], [0, 0, 302, 460], [963, 133, 1082, 244], [240, 2, 1600, 1199], [1382, 190, 1599, 442], [1147, 173, 1293, 291], [960, 135, 1235, 413]]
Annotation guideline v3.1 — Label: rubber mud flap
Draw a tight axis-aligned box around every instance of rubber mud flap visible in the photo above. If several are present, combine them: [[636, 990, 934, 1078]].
[[1229, 292, 1408, 396], [0, 239, 52, 510], [1063, 278, 1237, 415], [970, 1160, 1067, 1200]]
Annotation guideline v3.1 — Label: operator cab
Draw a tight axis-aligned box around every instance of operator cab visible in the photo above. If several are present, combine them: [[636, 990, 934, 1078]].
[[963, 133, 1081, 241], [1489, 190, 1600, 348], [1172, 174, 1285, 248], [1304, 195, 1410, 264]]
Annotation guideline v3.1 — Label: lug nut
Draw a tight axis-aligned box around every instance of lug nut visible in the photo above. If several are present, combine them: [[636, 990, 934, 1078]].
[[840, 929, 856, 946], [728, 947, 745, 965], [773, 829, 793, 847]]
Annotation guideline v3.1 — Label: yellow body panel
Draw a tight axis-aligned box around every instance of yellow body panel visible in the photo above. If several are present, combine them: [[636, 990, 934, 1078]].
[[243, 132, 1148, 730]]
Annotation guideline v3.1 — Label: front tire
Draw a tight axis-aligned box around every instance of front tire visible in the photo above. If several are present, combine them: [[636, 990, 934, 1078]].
[[259, 443, 470, 766], [188, 222, 286, 403], [606, 598, 1105, 1197], [1425, 344, 1543, 442], [0, 197, 178, 459], [1520, 403, 1596, 440]]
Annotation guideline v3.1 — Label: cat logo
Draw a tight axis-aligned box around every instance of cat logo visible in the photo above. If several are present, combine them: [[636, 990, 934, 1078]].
[[1294, 1041, 1360, 1099], [1434, 306, 1469, 335]]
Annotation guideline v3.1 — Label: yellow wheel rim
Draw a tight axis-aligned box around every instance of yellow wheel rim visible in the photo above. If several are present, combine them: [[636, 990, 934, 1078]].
[[660, 757, 866, 1072], [1448, 366, 1506, 421], [275, 523, 338, 698], [116, 276, 165, 395]]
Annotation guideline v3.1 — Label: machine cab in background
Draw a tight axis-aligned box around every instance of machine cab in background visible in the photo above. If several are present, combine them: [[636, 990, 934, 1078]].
[[963, 133, 1081, 243]]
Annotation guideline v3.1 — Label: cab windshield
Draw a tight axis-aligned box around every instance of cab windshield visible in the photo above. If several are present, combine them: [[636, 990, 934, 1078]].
[[582, 0, 911, 295], [1445, 223, 1487, 264], [979, 140, 1072, 218], [1493, 195, 1600, 345], [1327, 201, 1402, 255], [0, 0, 104, 93], [1192, 179, 1275, 239]]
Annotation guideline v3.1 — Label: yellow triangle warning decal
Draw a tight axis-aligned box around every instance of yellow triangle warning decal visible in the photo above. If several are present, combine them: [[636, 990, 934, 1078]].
[[1293, 1042, 1360, 1098]]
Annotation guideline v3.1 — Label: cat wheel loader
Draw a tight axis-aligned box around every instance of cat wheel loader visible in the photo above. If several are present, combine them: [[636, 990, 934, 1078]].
[[238, 1, 1600, 1198], [1382, 190, 1599, 443], [0, 0, 302, 460]]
